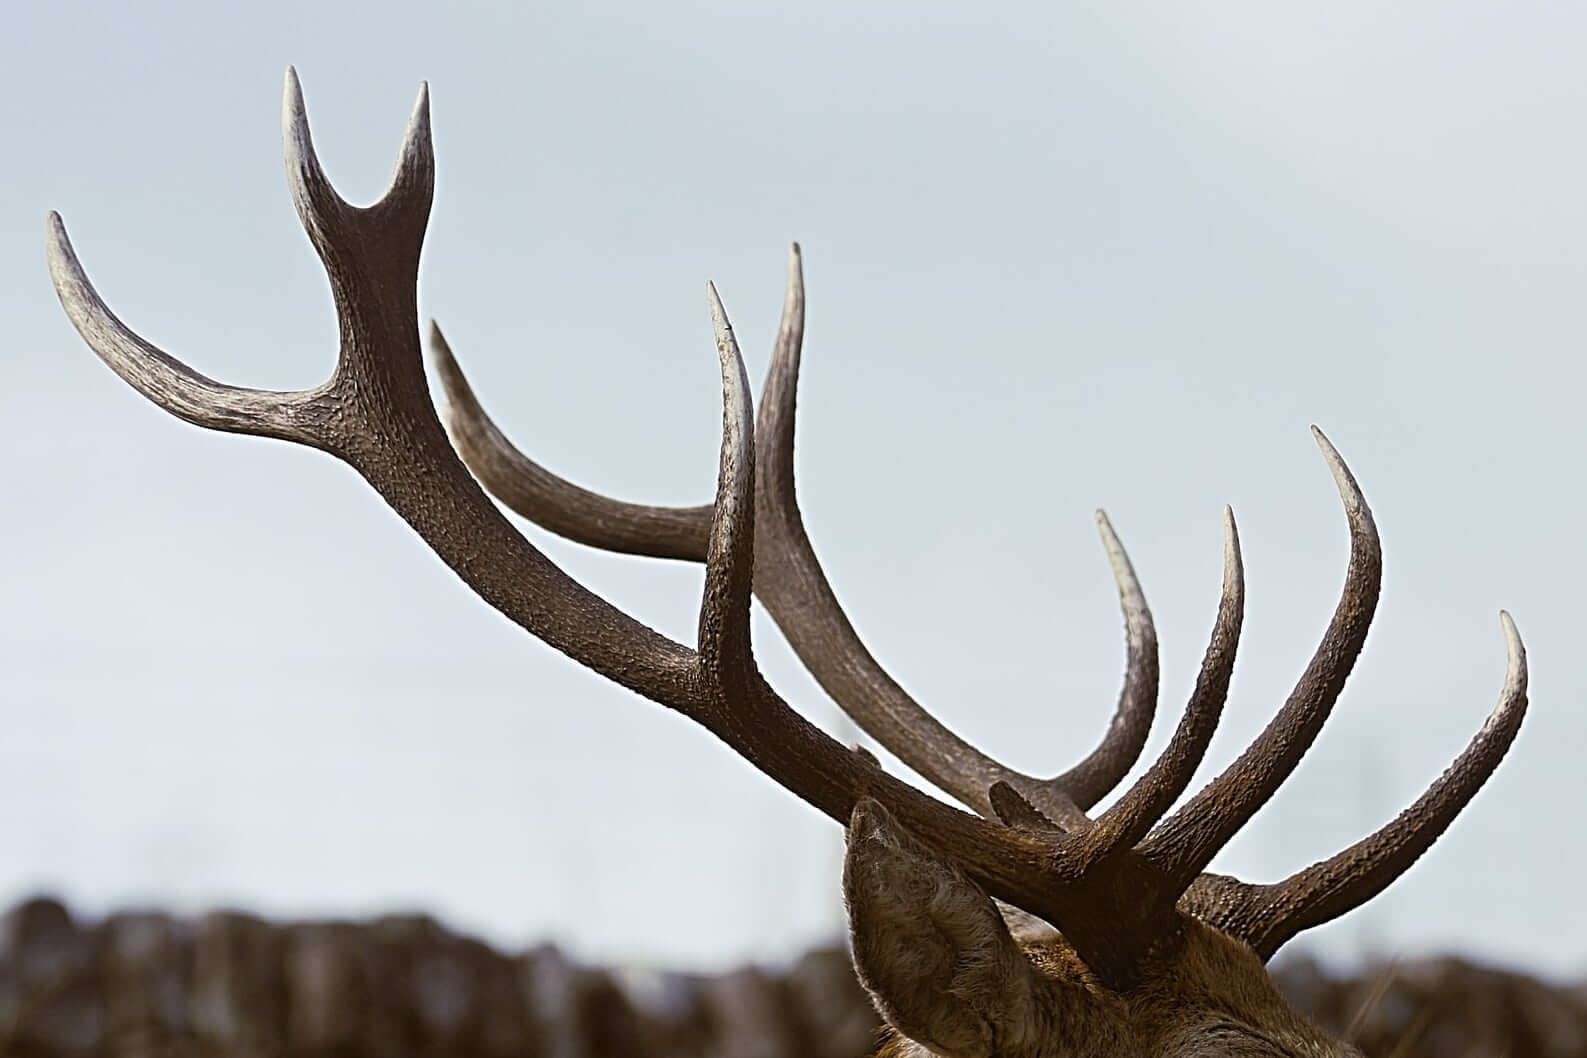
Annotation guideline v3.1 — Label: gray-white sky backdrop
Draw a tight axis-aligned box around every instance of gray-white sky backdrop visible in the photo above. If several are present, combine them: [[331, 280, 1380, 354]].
[[2, 2, 1583, 976]]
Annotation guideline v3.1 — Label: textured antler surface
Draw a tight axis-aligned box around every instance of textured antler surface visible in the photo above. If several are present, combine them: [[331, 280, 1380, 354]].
[[1140, 428, 1383, 892], [1185, 611, 1529, 958], [432, 247, 1162, 830]]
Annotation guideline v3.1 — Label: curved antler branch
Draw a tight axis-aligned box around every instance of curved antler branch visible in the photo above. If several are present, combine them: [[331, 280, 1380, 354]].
[[283, 66, 434, 284], [696, 284, 758, 695], [1192, 611, 1528, 959], [46, 213, 330, 447], [430, 321, 712, 560], [1077, 508, 1245, 863], [1140, 428, 1381, 890], [1051, 511, 1162, 810]]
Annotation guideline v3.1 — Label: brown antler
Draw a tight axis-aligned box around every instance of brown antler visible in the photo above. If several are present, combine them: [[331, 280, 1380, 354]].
[[1179, 609, 1528, 959], [48, 70, 1527, 991], [430, 246, 1157, 830]]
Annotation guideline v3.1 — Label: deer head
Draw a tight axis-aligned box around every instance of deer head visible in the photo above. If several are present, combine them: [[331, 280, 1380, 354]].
[[47, 71, 1528, 1058]]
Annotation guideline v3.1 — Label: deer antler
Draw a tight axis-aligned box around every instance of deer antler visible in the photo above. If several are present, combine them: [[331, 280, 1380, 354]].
[[48, 70, 1527, 992], [429, 247, 1157, 831]]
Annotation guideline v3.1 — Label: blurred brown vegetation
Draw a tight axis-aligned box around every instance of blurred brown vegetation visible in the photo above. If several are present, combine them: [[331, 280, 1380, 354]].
[[0, 897, 1580, 1057]]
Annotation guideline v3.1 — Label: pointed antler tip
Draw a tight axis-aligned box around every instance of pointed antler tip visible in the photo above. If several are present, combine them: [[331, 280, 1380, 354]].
[[1309, 425, 1348, 478], [1308, 425, 1375, 529], [424, 321, 469, 403], [705, 286, 750, 408], [44, 211, 75, 274], [397, 82, 434, 170], [1486, 609, 1528, 734], [706, 281, 730, 325], [780, 246, 807, 318], [282, 70, 311, 146], [1220, 507, 1244, 587], [1220, 505, 1241, 549], [283, 66, 305, 108], [410, 81, 432, 126], [426, 320, 457, 370], [1095, 509, 1132, 561], [1095, 509, 1130, 556], [1499, 609, 1523, 658]]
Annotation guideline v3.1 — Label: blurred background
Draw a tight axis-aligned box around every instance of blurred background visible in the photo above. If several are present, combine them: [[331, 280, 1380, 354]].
[[1, 0, 1582, 1024]]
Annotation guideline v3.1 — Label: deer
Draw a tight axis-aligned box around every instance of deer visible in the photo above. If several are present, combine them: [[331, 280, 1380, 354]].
[[45, 69, 1528, 1058]]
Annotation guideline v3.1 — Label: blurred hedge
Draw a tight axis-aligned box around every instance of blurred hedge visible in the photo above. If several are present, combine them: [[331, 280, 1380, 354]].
[[0, 898, 1580, 1057]]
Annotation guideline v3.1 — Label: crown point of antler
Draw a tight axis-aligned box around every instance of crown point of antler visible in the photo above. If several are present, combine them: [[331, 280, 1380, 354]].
[[1220, 505, 1243, 590], [397, 80, 433, 166], [1498, 609, 1526, 700], [1094, 508, 1152, 642], [706, 282, 752, 403], [281, 64, 311, 162], [1310, 425, 1375, 525]]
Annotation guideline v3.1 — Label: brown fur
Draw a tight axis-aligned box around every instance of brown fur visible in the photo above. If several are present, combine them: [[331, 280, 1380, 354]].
[[848, 807, 1362, 1058], [867, 920, 1362, 1057]]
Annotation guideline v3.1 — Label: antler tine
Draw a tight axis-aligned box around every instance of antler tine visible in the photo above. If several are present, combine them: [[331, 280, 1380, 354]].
[[696, 284, 758, 689], [44, 67, 436, 452], [1214, 611, 1529, 959], [431, 244, 1162, 829], [283, 66, 434, 265], [282, 66, 355, 235], [1077, 507, 1244, 863], [430, 321, 713, 560], [1049, 511, 1161, 809], [1140, 428, 1382, 890], [46, 213, 326, 447]]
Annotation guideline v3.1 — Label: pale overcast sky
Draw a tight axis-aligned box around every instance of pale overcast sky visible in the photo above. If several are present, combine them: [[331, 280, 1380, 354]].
[[2, 2, 1583, 977]]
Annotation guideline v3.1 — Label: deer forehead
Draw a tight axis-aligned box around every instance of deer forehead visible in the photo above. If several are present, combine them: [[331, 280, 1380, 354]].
[[1005, 923, 1355, 1057]]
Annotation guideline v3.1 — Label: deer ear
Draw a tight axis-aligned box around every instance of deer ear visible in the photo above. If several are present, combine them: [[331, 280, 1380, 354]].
[[843, 800, 1046, 1058]]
